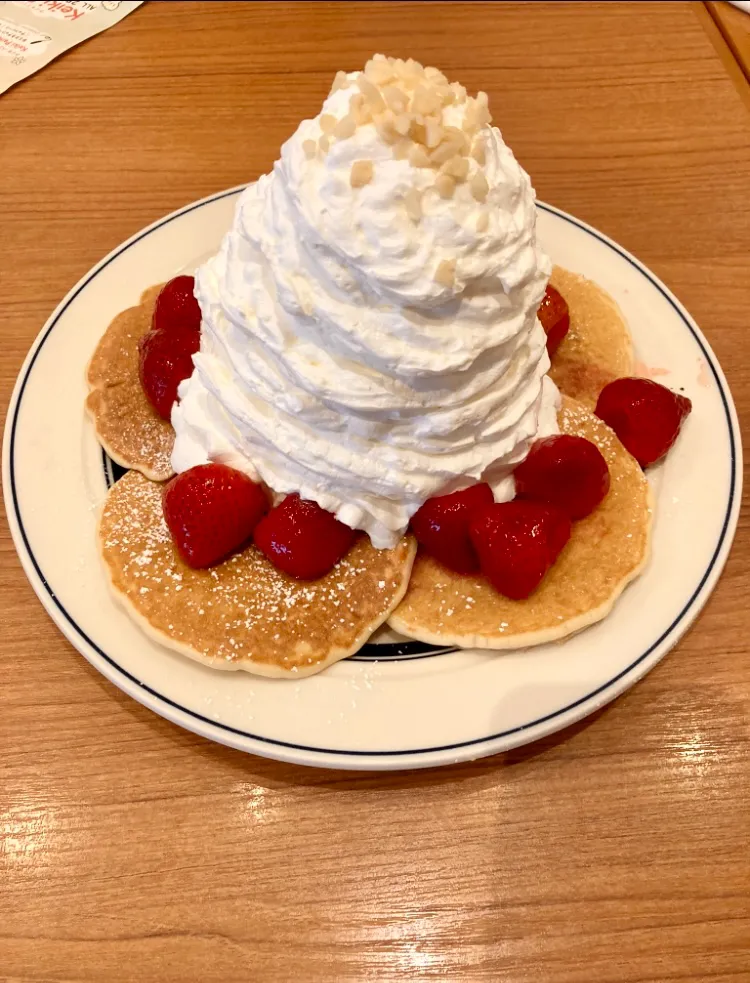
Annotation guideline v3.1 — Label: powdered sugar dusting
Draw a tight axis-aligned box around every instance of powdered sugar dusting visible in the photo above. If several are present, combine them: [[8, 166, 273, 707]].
[[100, 471, 415, 674]]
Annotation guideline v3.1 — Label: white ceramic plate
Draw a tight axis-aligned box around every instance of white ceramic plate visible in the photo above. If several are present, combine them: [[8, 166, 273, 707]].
[[3, 187, 741, 771]]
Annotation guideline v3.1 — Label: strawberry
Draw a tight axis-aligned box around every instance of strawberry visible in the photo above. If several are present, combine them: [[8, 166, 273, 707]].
[[410, 483, 494, 574], [469, 501, 571, 600], [595, 377, 692, 467], [514, 434, 610, 520], [139, 276, 202, 418], [537, 284, 570, 356], [162, 463, 269, 569], [152, 275, 202, 337], [138, 326, 199, 420], [254, 494, 356, 580]]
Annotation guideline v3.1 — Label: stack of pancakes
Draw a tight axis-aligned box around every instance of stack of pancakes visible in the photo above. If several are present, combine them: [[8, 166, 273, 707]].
[[87, 268, 651, 677]]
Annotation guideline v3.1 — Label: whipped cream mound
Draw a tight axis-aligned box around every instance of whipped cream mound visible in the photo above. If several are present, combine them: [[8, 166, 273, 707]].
[[172, 55, 559, 549]]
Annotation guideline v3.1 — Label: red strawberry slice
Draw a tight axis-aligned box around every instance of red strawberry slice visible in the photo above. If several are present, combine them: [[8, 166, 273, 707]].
[[162, 463, 269, 569], [514, 434, 610, 520], [254, 494, 356, 580], [410, 483, 494, 574], [469, 501, 571, 600], [595, 377, 692, 467], [537, 284, 570, 356], [138, 326, 199, 420], [152, 275, 202, 337]]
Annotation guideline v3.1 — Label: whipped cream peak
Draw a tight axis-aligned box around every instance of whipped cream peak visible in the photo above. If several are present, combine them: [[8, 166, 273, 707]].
[[308, 55, 495, 258], [171, 56, 558, 549]]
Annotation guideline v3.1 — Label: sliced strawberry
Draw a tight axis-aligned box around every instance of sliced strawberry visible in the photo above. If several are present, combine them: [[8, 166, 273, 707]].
[[410, 483, 494, 574], [162, 463, 269, 569], [254, 494, 356, 580], [595, 377, 692, 467], [469, 501, 571, 600], [514, 434, 610, 520], [152, 275, 202, 337], [537, 284, 570, 356], [138, 326, 199, 420]]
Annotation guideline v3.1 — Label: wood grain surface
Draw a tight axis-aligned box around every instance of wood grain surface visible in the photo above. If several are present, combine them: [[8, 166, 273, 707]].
[[708, 1, 750, 84], [2, 3, 750, 981]]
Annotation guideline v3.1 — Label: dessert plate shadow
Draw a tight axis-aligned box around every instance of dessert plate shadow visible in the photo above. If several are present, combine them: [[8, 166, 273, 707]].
[[3, 186, 741, 770]]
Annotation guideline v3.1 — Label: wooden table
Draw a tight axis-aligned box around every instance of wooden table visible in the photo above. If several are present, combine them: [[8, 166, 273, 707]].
[[2, 3, 750, 980], [708, 1, 750, 89]]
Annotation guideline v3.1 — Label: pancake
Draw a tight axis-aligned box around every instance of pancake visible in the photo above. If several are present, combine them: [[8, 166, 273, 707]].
[[99, 470, 416, 678], [548, 265, 634, 408], [86, 284, 175, 481], [388, 397, 652, 649]]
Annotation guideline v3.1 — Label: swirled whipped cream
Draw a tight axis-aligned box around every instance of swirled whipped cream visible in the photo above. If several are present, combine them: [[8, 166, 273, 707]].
[[172, 55, 559, 549]]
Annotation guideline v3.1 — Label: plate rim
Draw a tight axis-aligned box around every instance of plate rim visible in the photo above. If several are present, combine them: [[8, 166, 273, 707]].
[[2, 186, 742, 770]]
